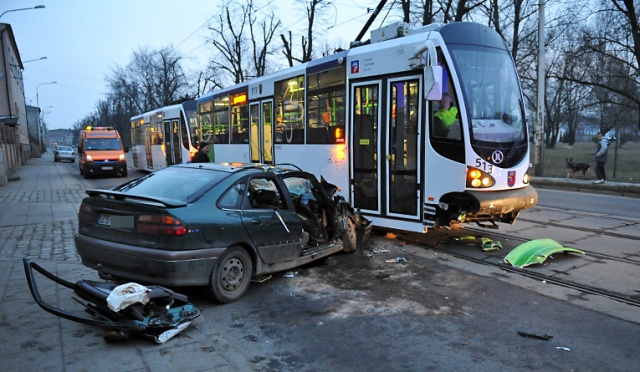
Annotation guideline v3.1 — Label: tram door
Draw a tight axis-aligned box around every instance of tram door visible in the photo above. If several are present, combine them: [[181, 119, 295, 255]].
[[351, 82, 381, 214], [351, 78, 421, 219], [386, 78, 421, 218], [163, 119, 182, 166], [249, 100, 274, 164]]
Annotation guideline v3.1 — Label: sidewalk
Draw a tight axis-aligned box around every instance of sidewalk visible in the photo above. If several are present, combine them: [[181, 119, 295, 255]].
[[0, 153, 84, 257]]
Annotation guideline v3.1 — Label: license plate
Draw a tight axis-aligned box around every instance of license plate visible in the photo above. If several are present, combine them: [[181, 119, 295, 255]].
[[98, 214, 111, 226], [102, 166, 113, 170], [98, 214, 133, 228]]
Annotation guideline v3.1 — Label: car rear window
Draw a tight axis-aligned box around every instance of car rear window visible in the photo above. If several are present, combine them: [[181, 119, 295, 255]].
[[58, 146, 73, 151], [114, 167, 227, 201]]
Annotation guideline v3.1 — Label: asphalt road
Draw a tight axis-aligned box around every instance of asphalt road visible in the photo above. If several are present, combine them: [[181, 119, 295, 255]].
[[2, 155, 640, 371], [536, 188, 640, 219]]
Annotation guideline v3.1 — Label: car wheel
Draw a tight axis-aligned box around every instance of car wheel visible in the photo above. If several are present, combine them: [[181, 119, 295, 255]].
[[122, 169, 128, 177], [206, 246, 252, 303], [341, 211, 358, 253]]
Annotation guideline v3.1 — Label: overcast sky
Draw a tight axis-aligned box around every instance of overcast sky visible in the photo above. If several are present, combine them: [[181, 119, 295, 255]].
[[3, 0, 384, 130]]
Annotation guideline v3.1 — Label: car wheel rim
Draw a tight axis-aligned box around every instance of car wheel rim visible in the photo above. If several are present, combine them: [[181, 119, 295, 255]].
[[221, 257, 245, 291]]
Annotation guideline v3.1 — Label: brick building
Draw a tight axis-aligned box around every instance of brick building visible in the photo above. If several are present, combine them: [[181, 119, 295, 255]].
[[0, 23, 29, 185]]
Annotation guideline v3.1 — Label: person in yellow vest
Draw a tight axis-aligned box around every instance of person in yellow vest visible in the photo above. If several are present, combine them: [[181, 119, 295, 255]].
[[434, 93, 458, 137]]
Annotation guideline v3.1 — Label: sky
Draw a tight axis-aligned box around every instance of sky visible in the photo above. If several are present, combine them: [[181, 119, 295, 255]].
[[2, 0, 390, 130]]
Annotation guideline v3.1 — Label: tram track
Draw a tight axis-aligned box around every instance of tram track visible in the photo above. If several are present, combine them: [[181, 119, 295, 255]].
[[391, 228, 640, 309], [517, 216, 640, 242], [463, 225, 640, 267]]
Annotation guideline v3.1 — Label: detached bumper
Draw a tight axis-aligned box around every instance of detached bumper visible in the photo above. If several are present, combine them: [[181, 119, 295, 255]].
[[466, 185, 538, 218]]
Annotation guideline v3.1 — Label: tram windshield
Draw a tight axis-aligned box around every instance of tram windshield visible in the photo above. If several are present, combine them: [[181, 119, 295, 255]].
[[449, 45, 528, 166]]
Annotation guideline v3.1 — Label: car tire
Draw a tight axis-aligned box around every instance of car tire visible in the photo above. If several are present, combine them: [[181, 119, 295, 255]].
[[341, 210, 358, 253], [206, 246, 253, 303], [122, 169, 128, 177]]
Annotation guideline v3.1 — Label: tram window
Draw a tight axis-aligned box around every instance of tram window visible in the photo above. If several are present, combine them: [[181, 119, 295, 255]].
[[198, 101, 215, 145], [431, 62, 462, 141], [213, 97, 230, 144], [307, 67, 346, 144], [230, 92, 249, 144], [275, 76, 305, 144]]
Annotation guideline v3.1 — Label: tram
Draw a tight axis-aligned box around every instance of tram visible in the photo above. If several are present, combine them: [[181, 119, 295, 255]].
[[130, 100, 201, 171], [196, 21, 538, 233]]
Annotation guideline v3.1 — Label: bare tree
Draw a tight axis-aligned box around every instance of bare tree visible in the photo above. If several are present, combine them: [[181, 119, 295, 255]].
[[281, 0, 333, 67], [249, 6, 281, 76], [207, 0, 281, 83]]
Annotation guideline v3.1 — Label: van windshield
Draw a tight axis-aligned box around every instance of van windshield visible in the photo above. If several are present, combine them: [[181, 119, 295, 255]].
[[84, 138, 122, 151]]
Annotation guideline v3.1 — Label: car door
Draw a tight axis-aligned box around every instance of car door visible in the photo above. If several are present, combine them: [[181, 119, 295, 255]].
[[240, 175, 303, 263]]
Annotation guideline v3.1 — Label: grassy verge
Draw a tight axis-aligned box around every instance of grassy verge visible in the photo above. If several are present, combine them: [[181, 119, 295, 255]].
[[532, 141, 640, 183]]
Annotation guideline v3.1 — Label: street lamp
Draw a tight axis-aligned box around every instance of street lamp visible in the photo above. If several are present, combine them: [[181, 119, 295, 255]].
[[36, 81, 57, 109], [0, 5, 45, 19], [23, 56, 47, 64]]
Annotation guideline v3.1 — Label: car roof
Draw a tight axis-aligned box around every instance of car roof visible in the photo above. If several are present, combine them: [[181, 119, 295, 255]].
[[175, 162, 305, 176]]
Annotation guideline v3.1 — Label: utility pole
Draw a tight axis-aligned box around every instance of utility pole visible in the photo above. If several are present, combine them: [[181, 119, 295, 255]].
[[534, 0, 545, 176]]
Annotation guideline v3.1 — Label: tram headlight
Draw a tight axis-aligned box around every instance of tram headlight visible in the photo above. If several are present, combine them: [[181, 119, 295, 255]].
[[523, 171, 530, 184], [466, 167, 495, 188]]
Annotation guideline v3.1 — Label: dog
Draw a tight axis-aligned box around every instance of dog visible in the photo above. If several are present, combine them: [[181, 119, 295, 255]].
[[566, 158, 590, 179]]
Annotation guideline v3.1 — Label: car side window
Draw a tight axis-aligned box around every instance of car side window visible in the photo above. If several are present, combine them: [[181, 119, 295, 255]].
[[247, 178, 284, 210], [218, 180, 247, 209]]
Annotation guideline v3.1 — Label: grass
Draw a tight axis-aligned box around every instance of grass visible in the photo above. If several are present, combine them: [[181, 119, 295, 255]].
[[533, 140, 640, 183]]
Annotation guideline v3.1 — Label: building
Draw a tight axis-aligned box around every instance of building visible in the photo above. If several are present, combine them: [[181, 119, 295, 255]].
[[0, 23, 29, 185]]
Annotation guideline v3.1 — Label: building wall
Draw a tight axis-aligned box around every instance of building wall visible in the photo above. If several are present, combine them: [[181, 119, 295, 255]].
[[27, 105, 43, 157], [0, 23, 28, 177]]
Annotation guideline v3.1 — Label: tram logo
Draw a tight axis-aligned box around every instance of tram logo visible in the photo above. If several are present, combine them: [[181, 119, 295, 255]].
[[507, 171, 516, 187], [491, 150, 504, 164], [351, 60, 360, 74]]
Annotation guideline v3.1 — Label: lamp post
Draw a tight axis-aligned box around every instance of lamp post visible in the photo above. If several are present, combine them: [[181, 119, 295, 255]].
[[36, 81, 56, 109], [0, 5, 45, 19], [23, 56, 47, 64], [36, 82, 56, 148]]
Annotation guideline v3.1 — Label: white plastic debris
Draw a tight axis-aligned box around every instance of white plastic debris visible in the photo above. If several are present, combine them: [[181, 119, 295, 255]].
[[106, 282, 150, 312], [385, 257, 408, 264]]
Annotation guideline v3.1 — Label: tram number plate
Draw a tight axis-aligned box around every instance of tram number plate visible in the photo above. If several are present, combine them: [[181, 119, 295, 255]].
[[474, 158, 494, 173], [101, 166, 113, 170]]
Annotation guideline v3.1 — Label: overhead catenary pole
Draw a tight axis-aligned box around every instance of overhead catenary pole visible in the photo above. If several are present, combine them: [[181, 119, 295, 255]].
[[534, 0, 546, 176]]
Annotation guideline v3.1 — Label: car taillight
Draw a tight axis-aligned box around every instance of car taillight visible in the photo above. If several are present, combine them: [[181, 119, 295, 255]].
[[78, 203, 92, 223], [136, 215, 188, 237]]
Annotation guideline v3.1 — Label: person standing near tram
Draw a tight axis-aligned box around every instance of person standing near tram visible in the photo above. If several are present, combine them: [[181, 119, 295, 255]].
[[593, 132, 609, 184], [191, 142, 211, 163]]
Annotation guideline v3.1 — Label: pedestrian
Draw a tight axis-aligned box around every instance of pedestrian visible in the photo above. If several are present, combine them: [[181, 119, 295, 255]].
[[191, 142, 211, 163], [593, 131, 609, 184]]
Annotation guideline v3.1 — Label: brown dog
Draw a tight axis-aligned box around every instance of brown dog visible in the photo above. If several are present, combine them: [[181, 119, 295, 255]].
[[566, 158, 590, 179]]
